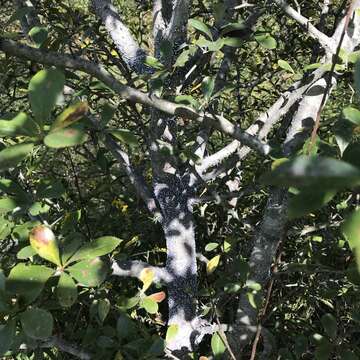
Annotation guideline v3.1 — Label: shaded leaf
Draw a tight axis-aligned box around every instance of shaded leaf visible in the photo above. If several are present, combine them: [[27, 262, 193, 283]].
[[28, 26, 48, 47], [255, 33, 277, 49], [21, 307, 53, 339], [108, 129, 138, 147], [0, 143, 34, 172], [343, 209, 360, 272], [321, 313, 337, 339], [29, 68, 65, 124], [0, 319, 15, 356], [261, 156, 360, 189], [57, 272, 77, 307]]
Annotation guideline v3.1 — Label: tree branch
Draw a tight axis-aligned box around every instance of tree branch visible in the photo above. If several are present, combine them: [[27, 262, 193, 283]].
[[111, 259, 172, 283], [0, 39, 271, 156], [91, 0, 150, 74], [273, 0, 335, 53]]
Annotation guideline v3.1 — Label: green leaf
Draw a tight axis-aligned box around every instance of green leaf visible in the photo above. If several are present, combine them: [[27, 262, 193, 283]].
[[0, 197, 26, 214], [188, 19, 213, 40], [61, 233, 85, 265], [343, 107, 360, 125], [260, 156, 360, 189], [165, 324, 179, 342], [0, 112, 40, 137], [278, 59, 295, 73], [36, 179, 65, 199], [0, 319, 15, 356], [304, 62, 322, 71], [201, 76, 216, 101], [195, 37, 224, 52], [334, 119, 353, 156], [117, 313, 137, 339], [211, 332, 226, 358], [255, 33, 277, 49], [28, 26, 48, 47], [67, 258, 108, 287], [223, 37, 243, 47], [288, 188, 336, 219], [68, 236, 122, 264], [6, 264, 54, 303], [57, 272, 77, 307], [205, 242, 219, 252], [98, 298, 111, 323], [144, 56, 164, 70], [141, 297, 158, 314], [343, 141, 360, 168], [174, 49, 191, 67], [17, 245, 37, 259], [51, 101, 88, 131], [29, 68, 65, 124], [0, 142, 34, 172], [44, 124, 87, 148], [20, 307, 53, 339], [354, 60, 360, 95], [108, 129, 138, 147], [321, 313, 337, 339], [342, 209, 360, 272]]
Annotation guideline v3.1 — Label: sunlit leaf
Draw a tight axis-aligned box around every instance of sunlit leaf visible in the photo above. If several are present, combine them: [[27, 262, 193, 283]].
[[67, 257, 108, 287], [68, 236, 122, 264], [29, 225, 61, 266], [255, 33, 277, 49], [343, 209, 360, 272], [44, 124, 87, 148], [108, 129, 138, 147], [140, 268, 154, 292], [0, 112, 40, 137], [141, 297, 158, 314], [278, 59, 295, 73], [211, 332, 226, 358], [147, 291, 166, 303], [165, 324, 179, 342], [207, 255, 220, 275], [188, 19, 213, 40], [343, 107, 360, 125]]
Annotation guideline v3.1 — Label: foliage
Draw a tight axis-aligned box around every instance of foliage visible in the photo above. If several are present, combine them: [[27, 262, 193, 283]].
[[0, 0, 359, 359]]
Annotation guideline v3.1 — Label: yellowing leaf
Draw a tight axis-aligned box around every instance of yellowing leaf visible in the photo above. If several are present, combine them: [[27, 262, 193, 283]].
[[139, 268, 154, 292], [166, 324, 179, 342], [207, 255, 220, 275], [51, 101, 88, 131], [29, 225, 61, 266]]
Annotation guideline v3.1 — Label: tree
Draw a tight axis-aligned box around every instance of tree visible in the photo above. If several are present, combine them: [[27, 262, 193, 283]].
[[1, 0, 360, 358]]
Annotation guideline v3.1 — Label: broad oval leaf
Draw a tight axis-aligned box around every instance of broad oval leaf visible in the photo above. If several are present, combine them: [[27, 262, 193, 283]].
[[57, 272, 77, 307], [117, 312, 137, 339], [68, 236, 122, 264], [255, 33, 277, 49], [108, 129, 138, 147], [44, 124, 87, 148], [98, 298, 111, 323], [0, 142, 34, 172], [211, 332, 226, 358], [343, 106, 360, 125], [342, 209, 360, 272], [29, 225, 61, 266], [28, 26, 48, 47], [51, 101, 88, 131], [260, 156, 360, 189], [165, 324, 179, 342], [140, 268, 154, 292], [288, 188, 336, 219], [0, 319, 15, 356], [207, 255, 220, 275], [321, 313, 337, 339], [141, 297, 158, 314], [147, 291, 166, 303], [0, 112, 40, 137], [6, 264, 54, 303], [278, 59, 295, 74], [188, 19, 213, 40], [17, 245, 37, 259], [20, 307, 53, 339], [29, 68, 65, 124], [67, 257, 108, 287]]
